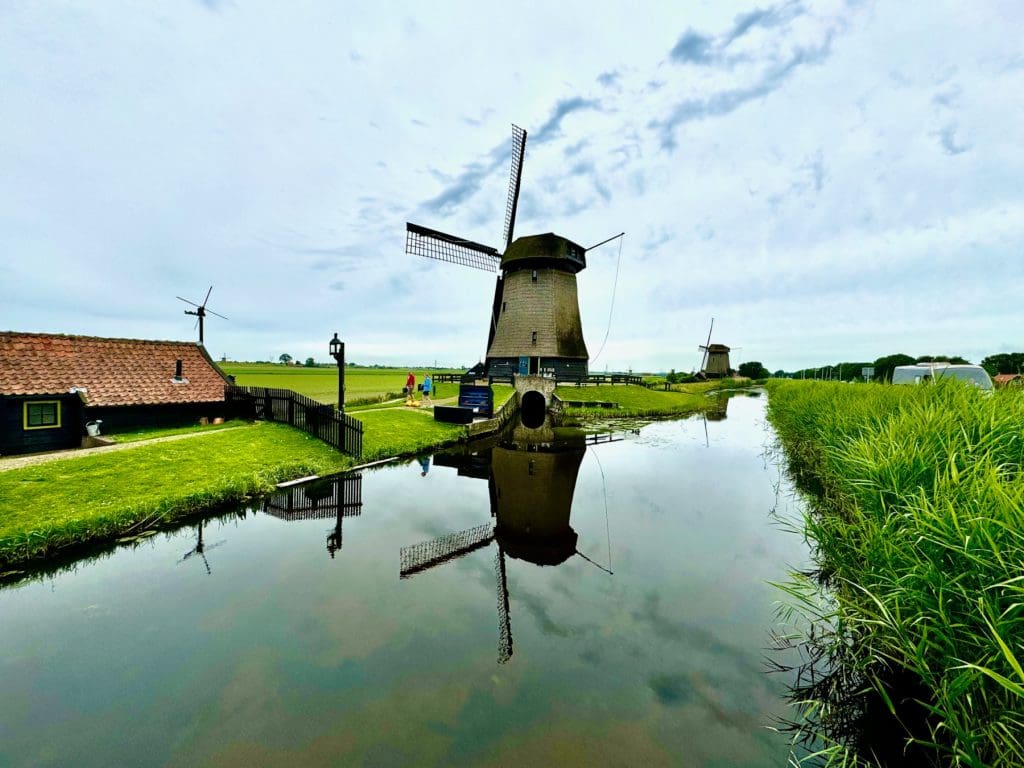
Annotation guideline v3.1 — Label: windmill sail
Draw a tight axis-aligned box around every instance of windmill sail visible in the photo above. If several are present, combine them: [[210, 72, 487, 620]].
[[405, 223, 501, 272], [502, 124, 527, 249], [399, 522, 495, 578], [494, 546, 513, 663]]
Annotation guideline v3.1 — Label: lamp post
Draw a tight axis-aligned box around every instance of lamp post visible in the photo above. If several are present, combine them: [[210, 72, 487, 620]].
[[329, 332, 345, 413]]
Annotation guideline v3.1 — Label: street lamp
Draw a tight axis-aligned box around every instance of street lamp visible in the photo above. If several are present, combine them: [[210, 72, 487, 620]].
[[329, 332, 345, 413]]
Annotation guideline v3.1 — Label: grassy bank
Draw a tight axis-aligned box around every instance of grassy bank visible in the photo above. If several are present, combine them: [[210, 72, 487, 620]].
[[555, 380, 735, 422], [766, 379, 1024, 766], [0, 423, 356, 567]]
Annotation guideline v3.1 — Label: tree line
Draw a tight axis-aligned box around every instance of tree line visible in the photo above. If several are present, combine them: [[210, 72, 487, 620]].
[[778, 353, 1024, 382]]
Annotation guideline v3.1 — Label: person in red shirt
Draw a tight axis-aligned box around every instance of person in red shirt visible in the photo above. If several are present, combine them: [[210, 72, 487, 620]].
[[405, 371, 415, 399]]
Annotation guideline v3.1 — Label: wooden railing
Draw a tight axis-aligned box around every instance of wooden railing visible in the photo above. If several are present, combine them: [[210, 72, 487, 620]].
[[226, 385, 363, 457]]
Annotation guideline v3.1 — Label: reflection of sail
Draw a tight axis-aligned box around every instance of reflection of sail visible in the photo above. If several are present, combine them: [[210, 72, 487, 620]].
[[399, 429, 617, 663], [400, 523, 494, 577], [262, 473, 363, 558]]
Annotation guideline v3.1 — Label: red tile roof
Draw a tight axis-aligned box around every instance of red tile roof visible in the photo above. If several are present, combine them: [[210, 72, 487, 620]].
[[0, 332, 228, 407]]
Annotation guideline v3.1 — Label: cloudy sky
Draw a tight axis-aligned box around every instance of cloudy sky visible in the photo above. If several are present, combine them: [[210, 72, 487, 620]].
[[1, 1, 1021, 372]]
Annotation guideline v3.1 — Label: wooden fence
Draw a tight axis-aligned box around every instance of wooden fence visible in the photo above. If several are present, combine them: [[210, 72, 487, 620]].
[[226, 385, 363, 458]]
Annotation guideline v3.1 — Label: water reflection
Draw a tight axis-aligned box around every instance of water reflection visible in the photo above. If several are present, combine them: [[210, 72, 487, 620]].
[[262, 472, 364, 558], [400, 430, 618, 663], [177, 519, 225, 575]]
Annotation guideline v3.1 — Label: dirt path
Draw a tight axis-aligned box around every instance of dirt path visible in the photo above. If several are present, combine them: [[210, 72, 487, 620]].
[[0, 427, 247, 472]]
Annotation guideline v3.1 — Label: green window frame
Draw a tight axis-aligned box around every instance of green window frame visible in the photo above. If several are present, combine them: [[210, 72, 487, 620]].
[[24, 400, 61, 430]]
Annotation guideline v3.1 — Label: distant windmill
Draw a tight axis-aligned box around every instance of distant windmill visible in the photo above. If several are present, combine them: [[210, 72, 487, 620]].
[[405, 124, 622, 379], [177, 286, 228, 345], [697, 318, 736, 379]]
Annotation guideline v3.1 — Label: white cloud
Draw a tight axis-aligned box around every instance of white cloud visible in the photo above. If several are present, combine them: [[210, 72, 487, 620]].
[[0, 0, 1021, 371]]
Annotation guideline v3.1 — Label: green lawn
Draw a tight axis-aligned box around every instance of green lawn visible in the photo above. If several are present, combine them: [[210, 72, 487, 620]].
[[0, 423, 356, 566], [357, 409, 468, 461], [554, 381, 730, 419], [107, 419, 244, 443]]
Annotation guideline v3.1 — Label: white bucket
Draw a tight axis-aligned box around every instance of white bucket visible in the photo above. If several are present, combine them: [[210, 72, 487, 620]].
[[86, 420, 102, 437]]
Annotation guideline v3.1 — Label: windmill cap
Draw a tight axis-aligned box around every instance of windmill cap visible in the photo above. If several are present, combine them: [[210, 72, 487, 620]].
[[502, 233, 586, 273]]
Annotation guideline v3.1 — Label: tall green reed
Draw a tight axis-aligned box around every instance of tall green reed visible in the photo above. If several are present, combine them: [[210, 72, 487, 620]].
[[767, 380, 1024, 767]]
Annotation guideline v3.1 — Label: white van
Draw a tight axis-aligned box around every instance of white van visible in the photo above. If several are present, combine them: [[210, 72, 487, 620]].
[[891, 362, 993, 390]]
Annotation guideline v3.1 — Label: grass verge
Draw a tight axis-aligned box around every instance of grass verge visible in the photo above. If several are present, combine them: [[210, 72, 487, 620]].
[[766, 379, 1024, 767], [555, 381, 734, 422], [0, 423, 355, 567]]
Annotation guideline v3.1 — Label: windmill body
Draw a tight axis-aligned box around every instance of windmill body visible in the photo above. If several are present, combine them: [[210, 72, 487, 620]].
[[701, 343, 732, 378], [485, 233, 589, 379], [405, 125, 591, 380]]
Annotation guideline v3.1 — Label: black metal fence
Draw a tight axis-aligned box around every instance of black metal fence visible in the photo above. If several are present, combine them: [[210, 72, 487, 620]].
[[226, 385, 363, 457]]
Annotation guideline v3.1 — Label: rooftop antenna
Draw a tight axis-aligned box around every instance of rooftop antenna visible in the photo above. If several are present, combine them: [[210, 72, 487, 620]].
[[177, 286, 228, 345]]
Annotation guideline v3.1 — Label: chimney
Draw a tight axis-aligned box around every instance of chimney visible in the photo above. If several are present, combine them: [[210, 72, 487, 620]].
[[175, 359, 183, 379]]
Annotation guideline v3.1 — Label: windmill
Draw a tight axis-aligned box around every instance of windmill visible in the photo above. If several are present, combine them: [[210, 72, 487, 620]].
[[177, 286, 228, 345], [399, 435, 614, 663], [406, 124, 604, 379], [697, 318, 736, 379]]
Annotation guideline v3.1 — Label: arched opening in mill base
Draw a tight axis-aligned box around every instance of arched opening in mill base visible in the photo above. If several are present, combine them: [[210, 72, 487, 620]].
[[519, 390, 546, 429]]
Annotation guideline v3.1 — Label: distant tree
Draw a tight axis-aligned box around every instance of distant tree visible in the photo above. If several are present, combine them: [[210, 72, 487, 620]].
[[665, 368, 679, 384], [916, 355, 969, 364], [304, 357, 316, 367], [279, 353, 293, 365], [872, 353, 916, 382], [738, 361, 770, 379], [980, 353, 1024, 376], [772, 370, 788, 378]]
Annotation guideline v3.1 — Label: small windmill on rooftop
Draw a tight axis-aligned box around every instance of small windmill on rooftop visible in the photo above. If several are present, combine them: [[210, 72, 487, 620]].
[[177, 286, 228, 345], [406, 124, 622, 379]]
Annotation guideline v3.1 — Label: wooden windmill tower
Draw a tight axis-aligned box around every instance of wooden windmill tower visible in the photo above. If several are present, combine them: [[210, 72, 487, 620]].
[[698, 318, 734, 378], [398, 437, 594, 663], [406, 125, 591, 379]]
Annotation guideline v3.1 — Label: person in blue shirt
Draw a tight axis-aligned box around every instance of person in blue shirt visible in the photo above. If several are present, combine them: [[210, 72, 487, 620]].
[[422, 373, 433, 404]]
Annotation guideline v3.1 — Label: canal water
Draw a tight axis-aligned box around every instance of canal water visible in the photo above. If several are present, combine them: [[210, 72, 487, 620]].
[[0, 393, 810, 767]]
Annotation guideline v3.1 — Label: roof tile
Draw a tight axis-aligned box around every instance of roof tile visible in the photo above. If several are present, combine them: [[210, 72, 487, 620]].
[[0, 332, 228, 407]]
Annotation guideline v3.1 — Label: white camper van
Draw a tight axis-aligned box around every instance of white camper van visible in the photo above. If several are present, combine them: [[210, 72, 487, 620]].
[[891, 362, 993, 390]]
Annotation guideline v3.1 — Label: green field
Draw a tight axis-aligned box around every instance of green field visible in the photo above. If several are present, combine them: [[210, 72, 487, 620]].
[[218, 363, 464, 407], [767, 379, 1024, 766]]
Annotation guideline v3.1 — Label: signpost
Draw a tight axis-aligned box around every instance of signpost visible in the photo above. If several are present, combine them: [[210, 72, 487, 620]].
[[862, 366, 875, 382]]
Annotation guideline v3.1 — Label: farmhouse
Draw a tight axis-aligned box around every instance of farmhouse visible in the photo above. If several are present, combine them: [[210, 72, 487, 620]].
[[0, 332, 229, 456]]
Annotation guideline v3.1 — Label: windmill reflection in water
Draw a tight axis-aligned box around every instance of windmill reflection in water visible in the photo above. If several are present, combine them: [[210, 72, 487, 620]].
[[399, 431, 617, 664]]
